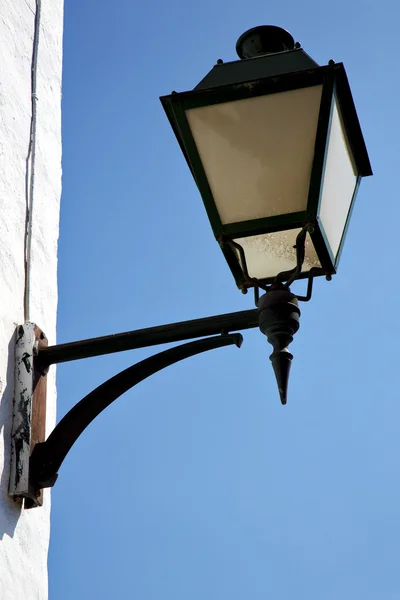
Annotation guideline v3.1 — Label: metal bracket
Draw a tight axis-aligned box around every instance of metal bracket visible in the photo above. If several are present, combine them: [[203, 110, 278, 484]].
[[9, 323, 48, 508], [29, 334, 242, 493], [6, 308, 267, 503], [8, 310, 254, 505]]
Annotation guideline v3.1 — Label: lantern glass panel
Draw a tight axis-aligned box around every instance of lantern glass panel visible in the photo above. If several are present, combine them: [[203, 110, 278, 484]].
[[186, 85, 323, 225], [319, 96, 358, 259], [233, 229, 321, 280]]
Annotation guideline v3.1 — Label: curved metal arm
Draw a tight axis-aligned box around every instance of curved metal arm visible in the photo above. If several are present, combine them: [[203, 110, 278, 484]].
[[275, 225, 310, 287], [29, 333, 243, 490]]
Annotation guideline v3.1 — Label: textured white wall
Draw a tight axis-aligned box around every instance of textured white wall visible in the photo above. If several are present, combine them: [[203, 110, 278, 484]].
[[0, 0, 63, 598]]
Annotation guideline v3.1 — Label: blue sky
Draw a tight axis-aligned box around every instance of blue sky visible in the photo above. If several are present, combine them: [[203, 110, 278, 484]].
[[48, 0, 399, 598]]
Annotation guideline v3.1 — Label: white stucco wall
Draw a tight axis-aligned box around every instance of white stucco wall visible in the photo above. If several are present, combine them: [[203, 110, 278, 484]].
[[0, 1, 63, 598]]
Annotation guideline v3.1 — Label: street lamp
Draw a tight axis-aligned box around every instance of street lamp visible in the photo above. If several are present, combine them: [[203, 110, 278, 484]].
[[9, 25, 371, 507], [160, 24, 371, 405], [161, 25, 371, 291]]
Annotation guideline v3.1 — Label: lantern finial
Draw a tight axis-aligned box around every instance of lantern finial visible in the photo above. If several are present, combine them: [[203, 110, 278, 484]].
[[236, 25, 295, 60], [270, 349, 293, 405], [258, 286, 300, 405]]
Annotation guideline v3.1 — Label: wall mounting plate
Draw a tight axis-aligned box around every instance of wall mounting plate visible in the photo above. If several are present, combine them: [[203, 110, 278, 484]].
[[9, 323, 48, 508]]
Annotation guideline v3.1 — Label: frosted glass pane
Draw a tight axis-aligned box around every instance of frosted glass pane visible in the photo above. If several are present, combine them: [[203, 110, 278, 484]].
[[233, 229, 321, 280], [319, 97, 358, 259], [186, 86, 323, 225]]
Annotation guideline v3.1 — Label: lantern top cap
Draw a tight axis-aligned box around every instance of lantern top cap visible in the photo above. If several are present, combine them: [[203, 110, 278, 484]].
[[236, 25, 296, 59]]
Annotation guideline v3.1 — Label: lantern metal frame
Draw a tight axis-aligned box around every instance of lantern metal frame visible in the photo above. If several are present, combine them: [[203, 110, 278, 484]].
[[161, 61, 372, 291]]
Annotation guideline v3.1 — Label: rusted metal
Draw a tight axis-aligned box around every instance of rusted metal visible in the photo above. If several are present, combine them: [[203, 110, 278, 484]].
[[29, 334, 243, 491]]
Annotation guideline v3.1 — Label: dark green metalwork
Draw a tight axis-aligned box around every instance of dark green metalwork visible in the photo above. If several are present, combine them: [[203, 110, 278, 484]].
[[221, 212, 307, 239], [258, 287, 300, 405], [37, 308, 259, 368], [309, 222, 335, 273], [161, 35, 372, 291], [175, 67, 328, 112], [236, 25, 295, 59], [18, 28, 376, 503], [305, 73, 335, 222], [27, 215, 333, 498], [276, 225, 312, 287], [332, 66, 372, 177], [334, 176, 361, 269], [162, 98, 224, 236], [219, 240, 249, 291], [195, 49, 318, 91], [29, 335, 243, 490]]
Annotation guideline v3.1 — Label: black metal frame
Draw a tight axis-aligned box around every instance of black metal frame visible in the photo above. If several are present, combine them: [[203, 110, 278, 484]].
[[25, 40, 373, 498], [225, 225, 329, 304], [28, 308, 260, 494], [27, 229, 328, 494], [161, 62, 372, 291], [37, 308, 258, 368], [30, 334, 243, 490]]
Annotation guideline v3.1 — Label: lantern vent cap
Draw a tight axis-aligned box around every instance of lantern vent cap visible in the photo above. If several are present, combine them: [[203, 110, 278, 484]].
[[236, 25, 296, 60]]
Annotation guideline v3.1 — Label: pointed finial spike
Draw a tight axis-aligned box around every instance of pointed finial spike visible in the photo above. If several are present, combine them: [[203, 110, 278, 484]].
[[270, 350, 293, 405], [258, 287, 300, 405]]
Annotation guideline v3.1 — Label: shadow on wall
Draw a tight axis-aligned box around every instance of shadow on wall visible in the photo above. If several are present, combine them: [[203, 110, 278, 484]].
[[0, 331, 22, 539]]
